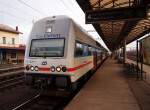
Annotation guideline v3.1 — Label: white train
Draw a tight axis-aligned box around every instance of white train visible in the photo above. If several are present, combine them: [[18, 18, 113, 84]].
[[24, 15, 107, 90]]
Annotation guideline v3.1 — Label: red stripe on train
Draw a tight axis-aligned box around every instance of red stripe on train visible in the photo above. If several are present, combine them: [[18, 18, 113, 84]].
[[39, 67, 50, 71], [38, 61, 92, 72], [67, 61, 92, 72]]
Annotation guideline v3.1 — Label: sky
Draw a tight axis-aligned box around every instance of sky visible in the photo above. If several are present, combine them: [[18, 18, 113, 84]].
[[0, 0, 138, 51]]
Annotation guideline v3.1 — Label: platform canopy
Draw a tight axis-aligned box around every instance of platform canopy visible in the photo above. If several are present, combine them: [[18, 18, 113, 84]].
[[76, 0, 150, 51]]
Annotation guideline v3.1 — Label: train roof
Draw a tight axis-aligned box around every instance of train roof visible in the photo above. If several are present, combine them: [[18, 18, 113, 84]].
[[34, 15, 71, 24], [34, 15, 107, 52]]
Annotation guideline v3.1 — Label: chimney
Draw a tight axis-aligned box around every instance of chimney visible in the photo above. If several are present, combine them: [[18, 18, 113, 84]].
[[16, 26, 18, 31]]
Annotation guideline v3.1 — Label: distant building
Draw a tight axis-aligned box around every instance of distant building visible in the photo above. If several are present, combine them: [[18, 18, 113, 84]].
[[0, 24, 25, 64]]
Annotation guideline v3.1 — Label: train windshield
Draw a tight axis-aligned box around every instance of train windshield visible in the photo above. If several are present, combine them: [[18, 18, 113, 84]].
[[29, 38, 65, 57]]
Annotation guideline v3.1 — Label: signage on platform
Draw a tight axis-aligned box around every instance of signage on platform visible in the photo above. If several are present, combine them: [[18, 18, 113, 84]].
[[85, 7, 147, 23]]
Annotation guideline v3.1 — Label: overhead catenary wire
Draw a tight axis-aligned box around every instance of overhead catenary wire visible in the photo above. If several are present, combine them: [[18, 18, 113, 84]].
[[68, 0, 107, 48], [59, 0, 74, 14], [0, 0, 42, 25], [0, 1, 34, 18], [60, 1, 96, 30], [17, 0, 47, 16], [59, 0, 102, 44], [59, 0, 84, 22], [0, 10, 32, 24]]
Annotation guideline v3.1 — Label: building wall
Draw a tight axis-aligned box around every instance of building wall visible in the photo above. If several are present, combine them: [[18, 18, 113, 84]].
[[0, 30, 25, 64], [0, 31, 19, 47], [5, 50, 25, 64]]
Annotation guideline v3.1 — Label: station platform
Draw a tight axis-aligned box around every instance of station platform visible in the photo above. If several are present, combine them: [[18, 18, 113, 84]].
[[65, 58, 140, 110]]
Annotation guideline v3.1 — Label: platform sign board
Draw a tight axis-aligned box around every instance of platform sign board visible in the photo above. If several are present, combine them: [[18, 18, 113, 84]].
[[141, 36, 150, 65], [85, 7, 147, 23]]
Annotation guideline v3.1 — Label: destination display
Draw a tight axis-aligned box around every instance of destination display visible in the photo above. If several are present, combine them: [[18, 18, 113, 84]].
[[44, 33, 61, 38], [141, 36, 150, 65], [35, 34, 65, 39]]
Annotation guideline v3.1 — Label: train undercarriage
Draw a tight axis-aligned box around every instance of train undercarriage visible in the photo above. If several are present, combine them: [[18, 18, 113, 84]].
[[25, 71, 93, 91]]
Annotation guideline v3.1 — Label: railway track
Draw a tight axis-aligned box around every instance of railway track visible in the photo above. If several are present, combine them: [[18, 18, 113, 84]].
[[0, 75, 25, 90], [11, 75, 91, 110], [12, 91, 71, 110], [0, 58, 107, 110], [0, 70, 24, 82], [11, 61, 106, 110]]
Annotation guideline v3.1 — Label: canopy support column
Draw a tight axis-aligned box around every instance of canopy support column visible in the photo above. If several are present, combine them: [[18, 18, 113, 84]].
[[123, 40, 126, 64]]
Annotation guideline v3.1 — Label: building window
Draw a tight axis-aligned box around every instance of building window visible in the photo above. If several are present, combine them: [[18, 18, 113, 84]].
[[2, 37, 6, 44], [11, 52, 16, 58], [12, 38, 15, 44]]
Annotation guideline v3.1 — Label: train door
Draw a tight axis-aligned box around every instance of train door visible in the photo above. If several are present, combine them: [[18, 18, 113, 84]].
[[93, 51, 97, 69]]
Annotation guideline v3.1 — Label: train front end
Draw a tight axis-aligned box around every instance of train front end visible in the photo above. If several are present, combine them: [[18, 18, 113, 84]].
[[24, 16, 72, 89]]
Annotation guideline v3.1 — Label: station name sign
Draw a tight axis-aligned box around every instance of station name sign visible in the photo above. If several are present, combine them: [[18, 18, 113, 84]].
[[85, 7, 147, 24]]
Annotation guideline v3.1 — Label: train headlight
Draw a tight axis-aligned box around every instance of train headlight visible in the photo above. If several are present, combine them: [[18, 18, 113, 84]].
[[62, 66, 67, 72], [26, 65, 30, 71], [30, 66, 34, 71], [56, 66, 61, 72], [34, 66, 38, 71], [51, 66, 55, 72]]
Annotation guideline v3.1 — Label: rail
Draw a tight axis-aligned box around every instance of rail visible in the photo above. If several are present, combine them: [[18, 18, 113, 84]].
[[0, 75, 25, 90], [0, 66, 24, 74]]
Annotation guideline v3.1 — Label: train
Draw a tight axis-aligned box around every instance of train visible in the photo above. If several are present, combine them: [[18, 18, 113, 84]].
[[24, 15, 107, 90]]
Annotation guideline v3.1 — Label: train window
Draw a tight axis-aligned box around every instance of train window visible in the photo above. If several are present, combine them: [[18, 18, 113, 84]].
[[30, 38, 65, 57], [96, 49, 99, 52], [92, 47, 96, 52], [75, 42, 83, 57], [83, 45, 88, 56], [88, 46, 92, 55]]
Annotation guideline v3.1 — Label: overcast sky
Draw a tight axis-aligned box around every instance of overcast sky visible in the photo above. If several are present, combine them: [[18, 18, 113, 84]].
[[0, 0, 137, 51]]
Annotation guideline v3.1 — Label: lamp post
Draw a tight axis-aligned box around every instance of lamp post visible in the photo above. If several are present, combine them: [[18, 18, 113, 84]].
[[136, 40, 139, 79]]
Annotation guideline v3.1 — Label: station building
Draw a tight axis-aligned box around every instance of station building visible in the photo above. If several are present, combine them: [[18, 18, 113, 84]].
[[0, 24, 25, 64]]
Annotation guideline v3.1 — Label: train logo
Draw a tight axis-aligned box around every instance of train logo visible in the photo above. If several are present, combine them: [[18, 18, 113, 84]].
[[42, 61, 47, 65]]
